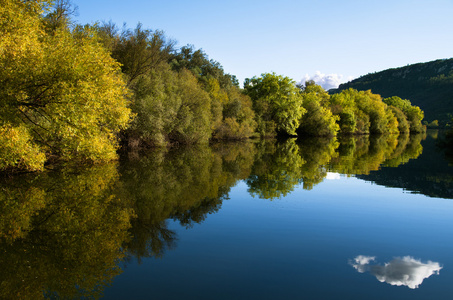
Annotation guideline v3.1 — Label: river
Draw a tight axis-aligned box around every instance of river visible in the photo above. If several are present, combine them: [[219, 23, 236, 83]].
[[1, 131, 452, 299]]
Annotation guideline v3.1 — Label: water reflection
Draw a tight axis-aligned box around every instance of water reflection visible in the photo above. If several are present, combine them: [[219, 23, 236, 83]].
[[1, 133, 452, 297], [298, 137, 339, 189], [357, 133, 453, 199], [350, 255, 442, 289], [246, 134, 426, 199], [0, 143, 257, 298], [119, 143, 255, 261], [246, 139, 304, 199], [329, 134, 422, 175], [0, 164, 133, 299]]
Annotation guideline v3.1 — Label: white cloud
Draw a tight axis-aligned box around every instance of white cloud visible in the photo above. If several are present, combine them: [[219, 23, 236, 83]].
[[350, 255, 442, 289], [325, 172, 341, 180], [299, 71, 347, 90]]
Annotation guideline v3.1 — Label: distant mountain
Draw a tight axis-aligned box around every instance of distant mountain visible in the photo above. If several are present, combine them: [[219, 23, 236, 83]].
[[331, 58, 453, 125]]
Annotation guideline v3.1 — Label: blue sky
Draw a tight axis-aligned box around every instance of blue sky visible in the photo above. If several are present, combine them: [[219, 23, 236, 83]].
[[73, 0, 453, 89]]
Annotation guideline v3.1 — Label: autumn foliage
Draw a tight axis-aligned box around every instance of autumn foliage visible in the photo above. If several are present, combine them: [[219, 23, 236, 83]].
[[0, 1, 425, 172]]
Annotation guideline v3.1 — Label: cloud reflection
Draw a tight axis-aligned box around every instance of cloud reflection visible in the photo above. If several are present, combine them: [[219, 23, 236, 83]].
[[349, 255, 442, 289], [325, 172, 341, 180]]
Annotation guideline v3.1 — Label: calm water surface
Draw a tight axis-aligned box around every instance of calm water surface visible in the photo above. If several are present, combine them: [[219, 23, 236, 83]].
[[1, 132, 453, 299]]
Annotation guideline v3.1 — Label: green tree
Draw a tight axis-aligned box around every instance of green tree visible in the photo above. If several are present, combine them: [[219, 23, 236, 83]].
[[171, 69, 212, 144], [353, 90, 389, 134], [389, 105, 410, 133], [244, 73, 305, 136], [385, 106, 400, 134], [205, 77, 225, 132], [43, 0, 78, 32], [329, 89, 361, 134], [170, 45, 238, 89], [126, 62, 181, 147], [383, 96, 425, 133], [207, 78, 257, 140], [98, 23, 250, 147], [297, 81, 339, 136], [99, 23, 175, 87], [330, 88, 397, 134]]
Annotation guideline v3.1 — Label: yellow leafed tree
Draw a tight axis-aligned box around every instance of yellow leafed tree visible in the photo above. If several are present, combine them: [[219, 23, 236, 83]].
[[0, 0, 132, 171]]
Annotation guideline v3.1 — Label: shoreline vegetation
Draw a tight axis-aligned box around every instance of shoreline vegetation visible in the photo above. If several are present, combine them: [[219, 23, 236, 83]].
[[0, 0, 426, 173]]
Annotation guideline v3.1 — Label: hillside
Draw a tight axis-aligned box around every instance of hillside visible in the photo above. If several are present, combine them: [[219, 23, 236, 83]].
[[332, 58, 453, 125]]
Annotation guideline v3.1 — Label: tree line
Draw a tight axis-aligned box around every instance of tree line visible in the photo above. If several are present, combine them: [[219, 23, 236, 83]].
[[333, 58, 453, 126], [0, 0, 425, 172]]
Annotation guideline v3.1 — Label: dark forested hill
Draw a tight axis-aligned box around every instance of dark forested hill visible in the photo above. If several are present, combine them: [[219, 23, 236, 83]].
[[332, 58, 453, 125]]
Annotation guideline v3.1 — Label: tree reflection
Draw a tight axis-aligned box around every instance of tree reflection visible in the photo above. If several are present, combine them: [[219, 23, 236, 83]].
[[246, 134, 425, 199], [330, 134, 423, 175], [246, 139, 305, 199], [383, 134, 423, 167], [297, 137, 339, 190], [0, 164, 133, 299], [0, 142, 258, 297], [246, 137, 340, 197], [119, 143, 256, 261], [358, 133, 453, 199], [0, 134, 436, 297]]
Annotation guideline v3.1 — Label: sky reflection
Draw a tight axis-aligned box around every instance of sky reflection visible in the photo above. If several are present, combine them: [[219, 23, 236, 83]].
[[350, 255, 442, 289]]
